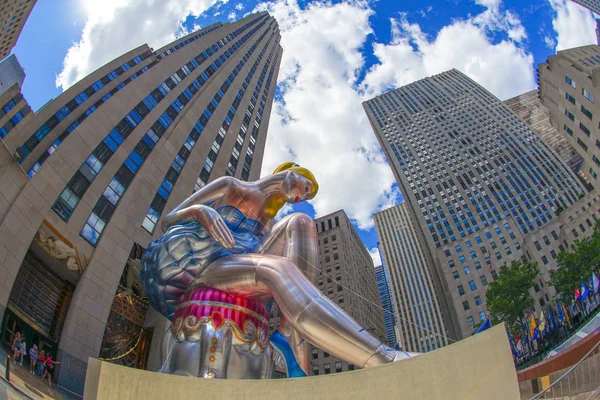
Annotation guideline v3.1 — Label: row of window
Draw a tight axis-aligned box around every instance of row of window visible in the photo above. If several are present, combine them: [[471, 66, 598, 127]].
[[52, 17, 267, 225], [142, 28, 278, 233], [25, 15, 267, 178], [17, 50, 154, 162], [79, 21, 273, 246], [311, 361, 348, 375], [156, 23, 223, 60], [0, 104, 30, 138]]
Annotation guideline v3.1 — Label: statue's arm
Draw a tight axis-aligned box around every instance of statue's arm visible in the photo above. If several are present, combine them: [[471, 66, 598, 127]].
[[159, 177, 236, 248]]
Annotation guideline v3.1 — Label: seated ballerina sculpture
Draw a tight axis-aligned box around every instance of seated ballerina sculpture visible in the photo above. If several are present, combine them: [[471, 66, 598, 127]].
[[140, 162, 417, 379]]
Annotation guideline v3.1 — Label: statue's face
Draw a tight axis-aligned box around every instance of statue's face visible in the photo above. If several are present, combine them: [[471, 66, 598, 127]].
[[283, 171, 314, 204]]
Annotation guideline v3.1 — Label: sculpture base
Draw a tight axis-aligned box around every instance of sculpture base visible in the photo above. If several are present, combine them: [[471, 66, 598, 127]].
[[83, 324, 519, 400]]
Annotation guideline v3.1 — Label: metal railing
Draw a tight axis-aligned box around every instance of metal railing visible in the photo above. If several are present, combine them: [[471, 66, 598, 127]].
[[530, 340, 600, 399]]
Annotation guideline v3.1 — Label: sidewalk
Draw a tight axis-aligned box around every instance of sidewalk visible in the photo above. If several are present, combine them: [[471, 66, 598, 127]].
[[0, 348, 80, 400]]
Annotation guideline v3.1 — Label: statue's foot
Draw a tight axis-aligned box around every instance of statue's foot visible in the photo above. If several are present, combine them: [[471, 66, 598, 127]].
[[363, 345, 420, 368]]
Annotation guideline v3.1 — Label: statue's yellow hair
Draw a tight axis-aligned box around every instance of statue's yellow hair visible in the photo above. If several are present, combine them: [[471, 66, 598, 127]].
[[273, 162, 319, 199], [264, 162, 319, 218]]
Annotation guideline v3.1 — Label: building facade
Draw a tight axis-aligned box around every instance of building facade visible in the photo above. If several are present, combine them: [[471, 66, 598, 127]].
[[504, 90, 583, 174], [0, 12, 282, 394], [364, 69, 586, 338], [0, 54, 24, 97], [268, 210, 386, 376], [569, 0, 600, 14], [374, 264, 397, 347], [0, 0, 36, 61], [539, 45, 600, 187], [374, 204, 449, 353]]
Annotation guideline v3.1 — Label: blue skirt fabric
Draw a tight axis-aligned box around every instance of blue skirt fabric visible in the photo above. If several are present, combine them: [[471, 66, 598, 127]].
[[140, 205, 262, 321]]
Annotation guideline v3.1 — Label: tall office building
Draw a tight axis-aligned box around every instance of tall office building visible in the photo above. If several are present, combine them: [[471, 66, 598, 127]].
[[539, 45, 600, 186], [0, 0, 36, 60], [0, 12, 281, 394], [374, 264, 397, 347], [504, 90, 583, 173], [268, 210, 386, 376], [0, 54, 24, 96], [374, 204, 449, 353], [364, 69, 586, 338]]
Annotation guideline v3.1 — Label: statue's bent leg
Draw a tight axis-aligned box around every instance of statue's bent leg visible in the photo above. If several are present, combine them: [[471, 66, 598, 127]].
[[197, 254, 418, 369], [259, 213, 318, 375]]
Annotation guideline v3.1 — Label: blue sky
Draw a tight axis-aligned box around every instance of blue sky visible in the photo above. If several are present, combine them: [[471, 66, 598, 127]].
[[10, 0, 597, 265]]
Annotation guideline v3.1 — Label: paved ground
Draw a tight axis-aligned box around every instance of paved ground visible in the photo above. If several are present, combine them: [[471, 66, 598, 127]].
[[0, 348, 80, 400]]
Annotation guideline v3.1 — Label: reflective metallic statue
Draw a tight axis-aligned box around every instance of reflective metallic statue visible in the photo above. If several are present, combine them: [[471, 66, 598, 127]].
[[140, 162, 417, 379]]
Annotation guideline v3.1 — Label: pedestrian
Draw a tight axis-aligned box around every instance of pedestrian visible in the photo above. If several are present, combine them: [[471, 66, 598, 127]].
[[28, 344, 38, 374], [19, 338, 26, 366], [11, 332, 21, 364], [41, 354, 60, 388], [37, 350, 45, 376]]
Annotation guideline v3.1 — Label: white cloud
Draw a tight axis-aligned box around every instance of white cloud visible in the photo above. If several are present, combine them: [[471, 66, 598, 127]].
[[548, 0, 595, 51], [369, 247, 382, 267], [544, 35, 556, 49], [228, 11, 237, 20], [235, 3, 244, 10], [362, 6, 535, 101], [56, 0, 221, 91]]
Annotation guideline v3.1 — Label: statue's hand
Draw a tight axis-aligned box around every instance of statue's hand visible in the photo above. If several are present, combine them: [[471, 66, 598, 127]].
[[192, 205, 235, 248]]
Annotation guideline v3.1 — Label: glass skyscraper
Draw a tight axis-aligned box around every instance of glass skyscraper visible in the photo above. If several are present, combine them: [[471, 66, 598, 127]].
[[374, 263, 398, 347], [364, 69, 585, 338]]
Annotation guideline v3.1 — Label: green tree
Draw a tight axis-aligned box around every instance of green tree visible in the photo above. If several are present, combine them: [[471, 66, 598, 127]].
[[550, 221, 600, 301], [485, 260, 539, 333]]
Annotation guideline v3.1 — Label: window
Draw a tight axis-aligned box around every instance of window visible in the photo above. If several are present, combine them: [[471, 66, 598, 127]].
[[452, 271, 459, 280], [581, 105, 593, 120], [323, 352, 329, 358], [448, 259, 455, 268], [474, 261, 481, 270], [580, 122, 590, 137], [541, 255, 549, 265], [479, 311, 486, 322], [324, 363, 330, 374], [467, 316, 474, 326], [335, 362, 342, 373], [464, 266, 471, 275], [338, 295, 344, 304], [583, 88, 594, 102], [312, 365, 319, 376], [458, 285, 465, 296], [311, 348, 318, 359], [577, 138, 588, 152], [491, 270, 498, 279], [566, 92, 576, 105], [505, 246, 512, 255], [463, 301, 470, 311], [469, 280, 477, 291], [551, 230, 558, 240], [566, 76, 576, 88], [480, 275, 488, 286], [564, 124, 573, 136], [474, 296, 482, 306], [543, 236, 550, 246], [565, 109, 575, 121]]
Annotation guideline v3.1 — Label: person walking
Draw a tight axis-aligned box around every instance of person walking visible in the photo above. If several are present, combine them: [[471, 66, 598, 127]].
[[28, 344, 38, 374], [19, 338, 26, 366], [37, 350, 45, 376], [41, 354, 60, 388], [11, 332, 21, 364]]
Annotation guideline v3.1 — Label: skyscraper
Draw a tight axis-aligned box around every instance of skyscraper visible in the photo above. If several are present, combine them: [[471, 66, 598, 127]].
[[374, 264, 397, 347], [0, 12, 281, 394], [0, 0, 36, 61], [268, 210, 386, 376], [569, 0, 600, 14], [539, 45, 600, 187], [374, 204, 449, 352], [364, 69, 585, 338], [0, 54, 25, 97], [504, 90, 583, 174]]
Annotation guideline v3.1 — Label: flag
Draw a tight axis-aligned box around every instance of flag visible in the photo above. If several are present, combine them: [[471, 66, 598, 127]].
[[563, 303, 570, 322], [549, 309, 557, 331], [530, 314, 537, 338], [539, 311, 546, 332], [575, 286, 581, 301], [515, 332, 522, 352], [593, 272, 600, 294], [474, 317, 491, 335], [581, 283, 590, 301], [558, 303, 565, 324]]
